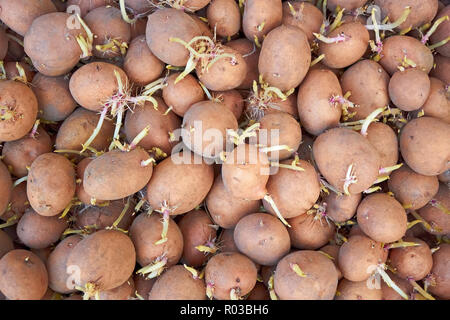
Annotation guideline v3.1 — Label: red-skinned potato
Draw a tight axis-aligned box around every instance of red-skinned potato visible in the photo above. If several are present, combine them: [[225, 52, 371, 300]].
[[130, 18, 147, 39], [227, 38, 260, 90], [389, 68, 431, 111], [206, 0, 241, 38], [418, 183, 450, 235], [324, 192, 362, 223], [282, 1, 323, 43], [421, 77, 450, 123], [243, 0, 282, 42], [428, 243, 450, 299], [365, 122, 399, 169], [287, 213, 335, 250]]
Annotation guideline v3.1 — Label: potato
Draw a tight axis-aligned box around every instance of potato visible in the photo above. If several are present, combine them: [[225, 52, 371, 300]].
[[218, 228, 239, 253], [274, 250, 338, 300], [31, 73, 76, 122], [431, 5, 450, 57], [313, 128, 381, 194], [206, 0, 241, 37], [123, 35, 165, 86], [85, 6, 131, 59], [389, 69, 431, 111], [374, 0, 439, 31], [0, 161, 12, 217], [282, 1, 323, 43], [0, 182, 28, 222], [17, 209, 68, 249], [418, 183, 450, 235], [287, 213, 335, 250], [189, 14, 214, 38], [319, 244, 342, 280], [430, 54, 450, 84], [83, 148, 153, 201], [222, 143, 270, 201], [206, 175, 261, 229], [324, 192, 361, 223], [24, 12, 86, 76], [0, 0, 56, 36], [31, 247, 52, 265], [319, 22, 369, 69], [340, 59, 390, 121], [75, 158, 104, 205], [0, 80, 38, 142], [247, 88, 299, 121], [4, 61, 35, 82], [162, 73, 205, 117], [227, 38, 260, 90], [263, 159, 320, 219], [389, 237, 433, 281], [69, 62, 128, 112], [205, 252, 257, 300], [438, 169, 450, 184], [399, 116, 450, 176], [2, 127, 52, 178], [129, 18, 147, 39], [234, 213, 290, 266], [421, 77, 450, 123], [211, 90, 244, 120], [46, 235, 83, 294], [297, 69, 342, 136], [149, 265, 206, 300], [428, 243, 450, 299], [365, 122, 399, 169], [243, 0, 282, 42], [247, 282, 270, 300], [146, 151, 214, 215], [182, 100, 238, 158], [379, 36, 434, 75], [327, 0, 368, 11], [258, 25, 310, 91], [0, 28, 8, 60], [134, 274, 155, 300], [0, 230, 14, 259], [0, 249, 48, 300], [296, 132, 314, 162], [97, 277, 135, 300], [336, 278, 382, 300], [5, 32, 25, 61], [66, 0, 111, 17], [388, 165, 439, 210], [75, 199, 135, 230], [178, 209, 217, 267], [27, 153, 76, 217], [338, 235, 387, 282], [146, 8, 201, 66], [381, 270, 413, 300], [124, 98, 181, 155]]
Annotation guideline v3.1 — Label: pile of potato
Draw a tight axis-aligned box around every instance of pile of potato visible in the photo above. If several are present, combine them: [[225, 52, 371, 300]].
[[0, 0, 449, 300]]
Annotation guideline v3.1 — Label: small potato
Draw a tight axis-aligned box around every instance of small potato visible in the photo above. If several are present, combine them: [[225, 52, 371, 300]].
[[259, 25, 311, 92], [287, 213, 335, 250], [327, 0, 368, 11], [75, 199, 135, 230], [365, 122, 399, 169], [0, 249, 48, 300], [274, 250, 338, 300], [430, 5, 450, 57], [234, 213, 290, 266], [134, 274, 155, 300], [324, 192, 362, 223], [218, 228, 239, 253], [430, 54, 450, 84], [297, 69, 342, 136], [227, 38, 260, 90], [388, 165, 439, 210], [282, 1, 323, 43], [0, 230, 14, 259], [206, 0, 241, 37], [0, 182, 28, 222], [421, 77, 450, 123], [75, 158, 107, 206], [205, 252, 257, 300], [418, 183, 450, 235], [4, 61, 35, 82], [27, 153, 76, 217], [336, 278, 382, 300], [389, 69, 431, 111], [211, 90, 244, 120], [399, 116, 450, 176], [243, 0, 282, 42], [428, 243, 450, 299], [381, 270, 413, 300], [149, 265, 206, 300], [123, 35, 165, 86], [97, 277, 135, 300]]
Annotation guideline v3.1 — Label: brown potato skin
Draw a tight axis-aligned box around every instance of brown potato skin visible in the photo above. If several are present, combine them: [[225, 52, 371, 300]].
[[227, 38, 260, 90], [0, 0, 56, 36], [274, 250, 338, 300], [365, 122, 399, 169], [243, 0, 282, 42], [263, 159, 320, 219], [205, 252, 257, 300], [234, 213, 290, 266], [27, 153, 76, 217], [218, 228, 239, 253], [211, 90, 244, 120], [0, 80, 38, 142], [282, 1, 323, 43], [247, 282, 270, 300], [336, 278, 382, 300], [338, 235, 387, 282], [0, 28, 8, 60], [379, 36, 434, 75], [430, 5, 450, 57], [319, 22, 369, 69], [66, 0, 111, 17], [418, 183, 450, 235], [381, 270, 413, 300], [0, 230, 14, 259], [320, 244, 342, 280], [2, 127, 52, 178], [421, 77, 450, 123], [313, 128, 381, 194], [31, 73, 76, 122], [206, 0, 241, 37], [206, 175, 261, 229], [178, 210, 217, 267], [327, 0, 368, 11], [146, 152, 214, 215], [146, 8, 201, 66], [75, 199, 135, 230], [389, 237, 433, 281], [124, 35, 165, 86], [75, 158, 106, 205], [324, 192, 362, 223], [297, 69, 342, 136], [340, 60, 390, 121], [389, 69, 431, 111], [4, 61, 35, 82], [55, 108, 114, 153], [259, 25, 311, 91], [287, 213, 335, 250], [66, 230, 136, 291], [83, 148, 153, 201], [17, 209, 68, 249], [124, 98, 181, 155], [0, 249, 48, 300], [46, 235, 83, 294], [97, 277, 135, 300], [430, 54, 450, 84], [399, 116, 450, 176], [0, 182, 28, 222], [129, 213, 183, 268], [149, 265, 206, 300], [134, 274, 155, 300], [388, 165, 439, 210], [162, 73, 205, 117], [428, 243, 450, 299]]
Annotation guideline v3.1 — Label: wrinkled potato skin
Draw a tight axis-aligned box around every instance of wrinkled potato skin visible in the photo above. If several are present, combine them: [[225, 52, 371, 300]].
[[282, 1, 323, 43], [389, 69, 431, 111], [325, 192, 362, 223], [365, 122, 399, 169], [421, 77, 450, 123], [243, 0, 282, 42]]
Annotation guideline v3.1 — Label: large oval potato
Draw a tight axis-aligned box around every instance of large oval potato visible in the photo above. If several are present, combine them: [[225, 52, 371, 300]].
[[243, 0, 282, 42]]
